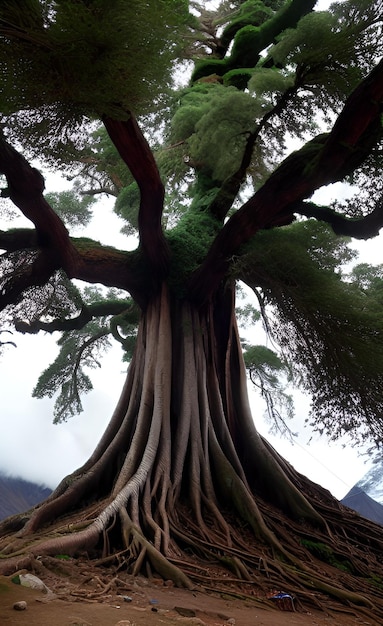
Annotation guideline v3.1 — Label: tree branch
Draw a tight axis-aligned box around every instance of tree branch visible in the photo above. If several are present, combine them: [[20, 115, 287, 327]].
[[0, 228, 39, 251], [103, 114, 169, 283], [14, 300, 133, 334], [0, 233, 151, 311], [0, 329, 16, 349], [207, 83, 300, 220], [296, 201, 383, 239], [189, 57, 383, 304], [0, 132, 80, 275]]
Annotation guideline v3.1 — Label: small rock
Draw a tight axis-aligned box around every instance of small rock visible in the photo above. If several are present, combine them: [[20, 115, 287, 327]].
[[227, 619, 236, 625], [13, 601, 27, 611], [174, 606, 196, 617], [16, 573, 51, 593]]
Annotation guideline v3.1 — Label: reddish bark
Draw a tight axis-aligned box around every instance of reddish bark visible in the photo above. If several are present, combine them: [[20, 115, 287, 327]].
[[103, 115, 169, 283], [0, 134, 79, 275]]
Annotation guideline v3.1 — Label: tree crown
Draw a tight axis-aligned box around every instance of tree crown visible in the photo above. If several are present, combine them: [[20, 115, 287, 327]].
[[1, 0, 383, 446]]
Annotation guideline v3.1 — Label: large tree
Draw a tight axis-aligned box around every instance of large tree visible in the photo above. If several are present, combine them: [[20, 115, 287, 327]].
[[1, 0, 383, 618]]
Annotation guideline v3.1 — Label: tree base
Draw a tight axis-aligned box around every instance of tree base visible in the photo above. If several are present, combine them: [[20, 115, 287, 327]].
[[1, 288, 383, 622], [1, 475, 383, 623]]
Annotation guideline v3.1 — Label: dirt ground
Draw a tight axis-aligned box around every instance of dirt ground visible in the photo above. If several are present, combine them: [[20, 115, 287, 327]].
[[1, 568, 380, 626]]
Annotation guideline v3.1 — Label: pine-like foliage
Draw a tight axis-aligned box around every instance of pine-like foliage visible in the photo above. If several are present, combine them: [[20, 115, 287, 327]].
[[0, 0, 189, 158]]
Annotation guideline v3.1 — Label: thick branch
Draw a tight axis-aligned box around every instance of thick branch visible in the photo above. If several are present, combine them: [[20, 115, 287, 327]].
[[103, 115, 169, 282], [71, 240, 149, 308], [15, 300, 133, 334], [189, 58, 383, 304], [0, 133, 80, 275], [0, 228, 39, 251], [1, 234, 150, 311], [296, 201, 383, 239]]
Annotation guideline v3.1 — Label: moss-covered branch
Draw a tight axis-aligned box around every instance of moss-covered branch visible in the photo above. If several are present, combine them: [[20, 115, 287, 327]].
[[189, 58, 383, 304], [296, 200, 383, 239], [192, 0, 316, 82], [14, 299, 134, 334]]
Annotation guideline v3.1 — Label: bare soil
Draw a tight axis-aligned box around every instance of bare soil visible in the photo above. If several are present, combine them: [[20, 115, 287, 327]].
[[0, 560, 379, 626]]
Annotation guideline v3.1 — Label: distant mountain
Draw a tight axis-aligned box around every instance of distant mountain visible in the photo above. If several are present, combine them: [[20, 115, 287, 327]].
[[354, 458, 383, 505], [341, 486, 383, 525], [0, 473, 51, 520]]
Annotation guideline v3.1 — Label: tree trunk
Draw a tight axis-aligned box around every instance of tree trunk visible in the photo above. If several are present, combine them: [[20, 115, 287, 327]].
[[1, 284, 383, 617]]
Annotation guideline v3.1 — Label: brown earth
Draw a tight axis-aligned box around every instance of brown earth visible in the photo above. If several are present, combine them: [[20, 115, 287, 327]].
[[0, 558, 379, 626]]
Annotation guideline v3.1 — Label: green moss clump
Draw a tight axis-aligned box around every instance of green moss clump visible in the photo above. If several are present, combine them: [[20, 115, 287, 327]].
[[231, 25, 263, 68], [166, 210, 220, 296], [220, 1, 273, 52], [191, 59, 228, 83], [300, 539, 353, 573], [223, 69, 253, 90]]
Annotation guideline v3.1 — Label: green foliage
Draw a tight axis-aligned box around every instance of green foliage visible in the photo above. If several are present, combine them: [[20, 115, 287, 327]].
[[114, 183, 140, 235], [171, 83, 259, 182], [236, 300, 261, 326], [244, 344, 285, 371], [44, 190, 94, 228], [236, 221, 383, 445], [33, 321, 112, 423], [248, 67, 294, 100], [0, 0, 190, 155], [268, 6, 381, 101], [230, 25, 264, 68], [243, 344, 294, 436], [349, 263, 383, 303]]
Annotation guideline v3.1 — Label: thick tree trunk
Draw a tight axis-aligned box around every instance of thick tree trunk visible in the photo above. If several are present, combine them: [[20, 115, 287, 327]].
[[1, 285, 383, 617]]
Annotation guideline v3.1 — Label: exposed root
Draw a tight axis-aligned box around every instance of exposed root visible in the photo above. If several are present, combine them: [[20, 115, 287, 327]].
[[119, 508, 193, 588], [2, 287, 383, 623]]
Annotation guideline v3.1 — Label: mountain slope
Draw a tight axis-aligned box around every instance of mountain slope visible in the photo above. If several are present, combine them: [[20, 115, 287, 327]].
[[355, 459, 383, 505], [341, 486, 383, 525], [0, 474, 51, 520]]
